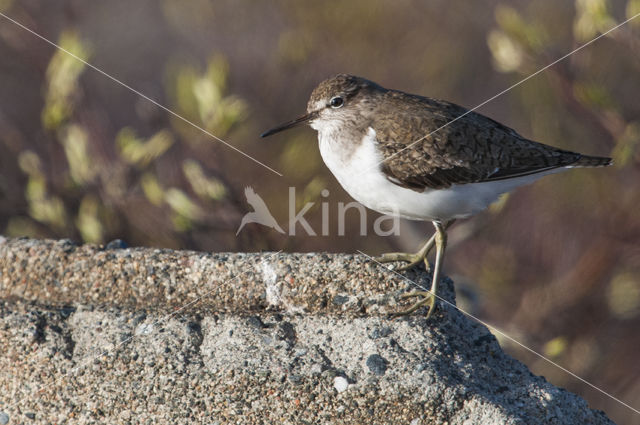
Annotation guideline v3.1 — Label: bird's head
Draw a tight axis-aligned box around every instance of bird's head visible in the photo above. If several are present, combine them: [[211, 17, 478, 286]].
[[261, 74, 383, 138]]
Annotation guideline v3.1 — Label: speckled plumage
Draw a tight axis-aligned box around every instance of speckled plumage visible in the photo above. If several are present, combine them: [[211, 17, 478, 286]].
[[307, 74, 611, 191]]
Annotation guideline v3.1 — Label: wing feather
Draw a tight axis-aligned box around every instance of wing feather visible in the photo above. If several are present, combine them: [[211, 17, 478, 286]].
[[374, 91, 584, 190]]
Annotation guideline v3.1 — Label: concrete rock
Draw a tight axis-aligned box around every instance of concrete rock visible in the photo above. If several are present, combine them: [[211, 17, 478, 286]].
[[0, 237, 614, 424]]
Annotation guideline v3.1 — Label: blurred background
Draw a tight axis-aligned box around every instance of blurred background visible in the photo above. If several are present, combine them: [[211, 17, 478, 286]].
[[1, 0, 639, 422]]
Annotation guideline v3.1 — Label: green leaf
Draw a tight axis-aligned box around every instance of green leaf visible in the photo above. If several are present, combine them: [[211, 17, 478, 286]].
[[165, 187, 203, 220], [76, 195, 104, 243], [182, 160, 226, 200], [117, 128, 174, 167], [574, 0, 616, 42], [41, 32, 90, 129], [62, 125, 96, 185]]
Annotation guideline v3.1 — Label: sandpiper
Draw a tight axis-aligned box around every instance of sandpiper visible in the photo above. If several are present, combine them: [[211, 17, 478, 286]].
[[261, 74, 611, 318]]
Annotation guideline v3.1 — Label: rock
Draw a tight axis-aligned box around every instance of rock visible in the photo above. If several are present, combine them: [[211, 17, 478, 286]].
[[366, 354, 389, 376], [334, 376, 349, 393], [0, 237, 615, 424], [104, 239, 128, 250]]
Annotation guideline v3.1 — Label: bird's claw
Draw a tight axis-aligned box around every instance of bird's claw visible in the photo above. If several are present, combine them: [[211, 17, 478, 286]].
[[373, 252, 430, 271], [391, 291, 437, 319]]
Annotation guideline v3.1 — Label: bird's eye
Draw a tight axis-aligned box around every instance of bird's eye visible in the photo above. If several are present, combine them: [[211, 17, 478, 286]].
[[329, 96, 344, 108]]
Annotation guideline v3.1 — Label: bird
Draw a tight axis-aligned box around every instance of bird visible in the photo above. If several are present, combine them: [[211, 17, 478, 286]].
[[236, 186, 285, 236], [261, 74, 611, 319]]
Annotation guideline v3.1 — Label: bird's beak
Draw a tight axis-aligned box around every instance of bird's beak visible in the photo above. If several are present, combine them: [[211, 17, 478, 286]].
[[260, 111, 316, 138]]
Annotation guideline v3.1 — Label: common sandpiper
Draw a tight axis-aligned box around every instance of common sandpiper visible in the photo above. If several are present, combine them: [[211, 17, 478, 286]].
[[261, 74, 611, 318]]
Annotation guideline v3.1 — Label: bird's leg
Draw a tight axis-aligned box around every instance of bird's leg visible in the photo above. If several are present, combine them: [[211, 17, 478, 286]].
[[374, 220, 454, 271], [392, 220, 448, 319], [374, 233, 436, 271]]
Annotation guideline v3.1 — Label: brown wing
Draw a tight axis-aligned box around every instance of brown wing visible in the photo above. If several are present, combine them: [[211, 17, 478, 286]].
[[374, 90, 585, 191]]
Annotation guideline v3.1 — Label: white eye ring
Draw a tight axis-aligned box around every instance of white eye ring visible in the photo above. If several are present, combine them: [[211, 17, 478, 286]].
[[329, 96, 344, 108]]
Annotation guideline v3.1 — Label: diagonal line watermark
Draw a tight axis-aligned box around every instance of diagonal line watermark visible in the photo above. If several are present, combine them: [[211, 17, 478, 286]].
[[2, 250, 284, 413], [368, 12, 640, 175], [0, 12, 283, 177], [357, 250, 640, 416]]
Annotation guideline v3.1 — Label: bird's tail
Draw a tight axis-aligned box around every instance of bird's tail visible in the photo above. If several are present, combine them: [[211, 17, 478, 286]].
[[572, 154, 612, 168]]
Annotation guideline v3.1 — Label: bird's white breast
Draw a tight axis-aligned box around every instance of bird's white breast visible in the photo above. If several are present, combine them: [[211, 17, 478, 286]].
[[316, 126, 560, 221]]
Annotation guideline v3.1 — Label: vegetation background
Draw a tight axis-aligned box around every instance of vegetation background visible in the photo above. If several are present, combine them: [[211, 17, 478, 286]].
[[0, 0, 639, 422]]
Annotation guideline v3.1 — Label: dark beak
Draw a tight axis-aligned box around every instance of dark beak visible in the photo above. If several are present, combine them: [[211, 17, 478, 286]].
[[260, 112, 315, 138]]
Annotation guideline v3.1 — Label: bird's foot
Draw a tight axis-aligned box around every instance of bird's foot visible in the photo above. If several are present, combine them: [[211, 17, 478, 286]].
[[373, 252, 430, 271], [391, 291, 437, 319]]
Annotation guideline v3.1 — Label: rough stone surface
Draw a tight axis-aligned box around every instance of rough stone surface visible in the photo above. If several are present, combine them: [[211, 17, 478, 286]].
[[0, 237, 614, 424]]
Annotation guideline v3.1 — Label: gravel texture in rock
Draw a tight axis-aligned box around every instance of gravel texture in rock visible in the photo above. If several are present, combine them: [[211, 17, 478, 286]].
[[0, 237, 614, 424]]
